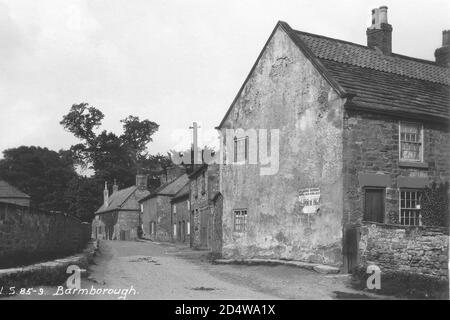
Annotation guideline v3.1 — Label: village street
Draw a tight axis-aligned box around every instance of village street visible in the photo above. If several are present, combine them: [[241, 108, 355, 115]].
[[8, 240, 384, 300]]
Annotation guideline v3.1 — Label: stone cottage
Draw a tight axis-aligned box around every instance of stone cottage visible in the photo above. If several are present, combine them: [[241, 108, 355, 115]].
[[92, 175, 150, 241], [140, 171, 189, 242], [217, 7, 449, 275], [0, 179, 30, 207], [189, 164, 222, 253], [170, 184, 190, 245]]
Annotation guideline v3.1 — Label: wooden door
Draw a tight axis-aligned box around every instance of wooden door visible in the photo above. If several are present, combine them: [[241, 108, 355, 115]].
[[364, 189, 385, 223]]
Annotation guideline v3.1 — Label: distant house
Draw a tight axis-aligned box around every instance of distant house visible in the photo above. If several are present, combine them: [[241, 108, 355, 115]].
[[217, 6, 449, 276], [140, 169, 189, 242], [0, 179, 30, 207], [92, 175, 150, 241], [188, 164, 221, 253], [170, 184, 190, 245]]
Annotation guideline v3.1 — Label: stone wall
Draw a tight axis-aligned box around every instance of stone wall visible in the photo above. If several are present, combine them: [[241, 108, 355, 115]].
[[343, 110, 450, 225], [189, 165, 220, 250], [141, 195, 172, 242], [171, 196, 190, 244], [0, 202, 91, 268], [359, 222, 449, 280], [219, 25, 345, 265]]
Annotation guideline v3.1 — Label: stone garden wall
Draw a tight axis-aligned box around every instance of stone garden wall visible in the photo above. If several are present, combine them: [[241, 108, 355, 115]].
[[359, 222, 449, 280], [0, 201, 91, 268]]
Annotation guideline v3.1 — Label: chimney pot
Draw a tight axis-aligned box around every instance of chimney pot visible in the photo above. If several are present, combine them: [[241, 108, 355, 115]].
[[136, 174, 148, 190], [379, 6, 388, 24], [112, 179, 119, 193], [103, 181, 109, 207], [442, 30, 450, 46]]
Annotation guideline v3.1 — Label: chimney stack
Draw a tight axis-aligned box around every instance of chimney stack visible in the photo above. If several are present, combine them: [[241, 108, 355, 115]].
[[366, 6, 392, 55], [136, 174, 148, 190], [103, 181, 109, 207], [435, 30, 450, 67], [112, 179, 119, 193]]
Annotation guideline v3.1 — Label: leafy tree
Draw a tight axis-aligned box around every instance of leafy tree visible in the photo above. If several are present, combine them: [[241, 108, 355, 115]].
[[60, 103, 162, 178], [0, 146, 77, 212], [60, 103, 172, 217], [65, 176, 103, 222]]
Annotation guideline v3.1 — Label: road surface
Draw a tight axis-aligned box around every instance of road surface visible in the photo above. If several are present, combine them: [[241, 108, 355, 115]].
[[8, 240, 378, 300]]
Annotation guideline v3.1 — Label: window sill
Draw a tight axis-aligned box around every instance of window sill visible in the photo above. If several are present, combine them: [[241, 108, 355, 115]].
[[399, 161, 428, 169]]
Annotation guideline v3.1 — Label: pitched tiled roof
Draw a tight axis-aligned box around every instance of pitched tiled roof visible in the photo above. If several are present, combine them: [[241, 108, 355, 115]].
[[139, 173, 189, 202], [0, 180, 30, 199], [295, 31, 450, 85], [217, 21, 450, 128], [171, 184, 190, 203], [95, 186, 150, 214], [288, 26, 450, 121]]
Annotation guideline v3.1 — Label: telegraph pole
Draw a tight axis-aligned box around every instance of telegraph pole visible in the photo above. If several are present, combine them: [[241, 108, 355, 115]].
[[189, 122, 200, 165]]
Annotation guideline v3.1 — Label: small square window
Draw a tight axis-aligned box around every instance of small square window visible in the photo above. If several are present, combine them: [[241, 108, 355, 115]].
[[233, 209, 247, 232]]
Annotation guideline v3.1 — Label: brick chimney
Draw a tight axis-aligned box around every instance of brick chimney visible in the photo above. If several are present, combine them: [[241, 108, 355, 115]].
[[366, 6, 392, 55], [103, 181, 109, 207], [435, 30, 450, 67], [112, 179, 119, 193], [136, 174, 148, 190]]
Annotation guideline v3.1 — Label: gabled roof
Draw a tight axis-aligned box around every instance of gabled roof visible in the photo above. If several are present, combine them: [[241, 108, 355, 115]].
[[171, 184, 190, 203], [95, 185, 150, 214], [188, 164, 208, 179], [139, 173, 189, 202], [217, 21, 450, 128], [0, 180, 30, 199]]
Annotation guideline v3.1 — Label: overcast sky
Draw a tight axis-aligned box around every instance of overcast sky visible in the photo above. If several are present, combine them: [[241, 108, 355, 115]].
[[1, 0, 449, 158]]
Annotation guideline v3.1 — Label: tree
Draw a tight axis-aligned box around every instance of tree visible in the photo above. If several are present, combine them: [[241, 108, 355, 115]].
[[60, 103, 172, 215], [0, 146, 77, 212], [60, 103, 162, 179], [65, 176, 103, 222]]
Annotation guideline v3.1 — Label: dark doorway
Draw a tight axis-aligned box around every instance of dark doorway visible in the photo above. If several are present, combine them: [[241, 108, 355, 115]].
[[363, 188, 385, 223], [343, 226, 359, 273]]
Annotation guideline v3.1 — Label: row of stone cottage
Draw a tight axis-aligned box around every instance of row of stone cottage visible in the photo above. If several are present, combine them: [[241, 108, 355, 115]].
[[93, 7, 449, 278], [91, 165, 222, 253]]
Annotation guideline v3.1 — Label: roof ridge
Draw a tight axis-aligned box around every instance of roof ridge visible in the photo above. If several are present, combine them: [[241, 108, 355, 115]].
[[294, 29, 442, 67]]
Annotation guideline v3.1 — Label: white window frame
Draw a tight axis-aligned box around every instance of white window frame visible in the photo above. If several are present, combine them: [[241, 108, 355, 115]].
[[399, 189, 422, 226], [399, 121, 424, 162], [187, 221, 190, 235], [233, 209, 248, 232]]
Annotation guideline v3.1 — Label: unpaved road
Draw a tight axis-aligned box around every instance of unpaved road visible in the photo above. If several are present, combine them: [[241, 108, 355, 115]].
[[8, 240, 380, 300]]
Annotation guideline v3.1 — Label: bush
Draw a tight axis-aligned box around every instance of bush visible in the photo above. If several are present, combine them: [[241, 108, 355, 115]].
[[421, 182, 449, 227]]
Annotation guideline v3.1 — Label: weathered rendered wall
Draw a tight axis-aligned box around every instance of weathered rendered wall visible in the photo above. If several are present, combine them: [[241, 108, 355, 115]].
[[359, 223, 449, 280], [343, 110, 450, 225], [0, 202, 91, 268], [220, 26, 346, 265]]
